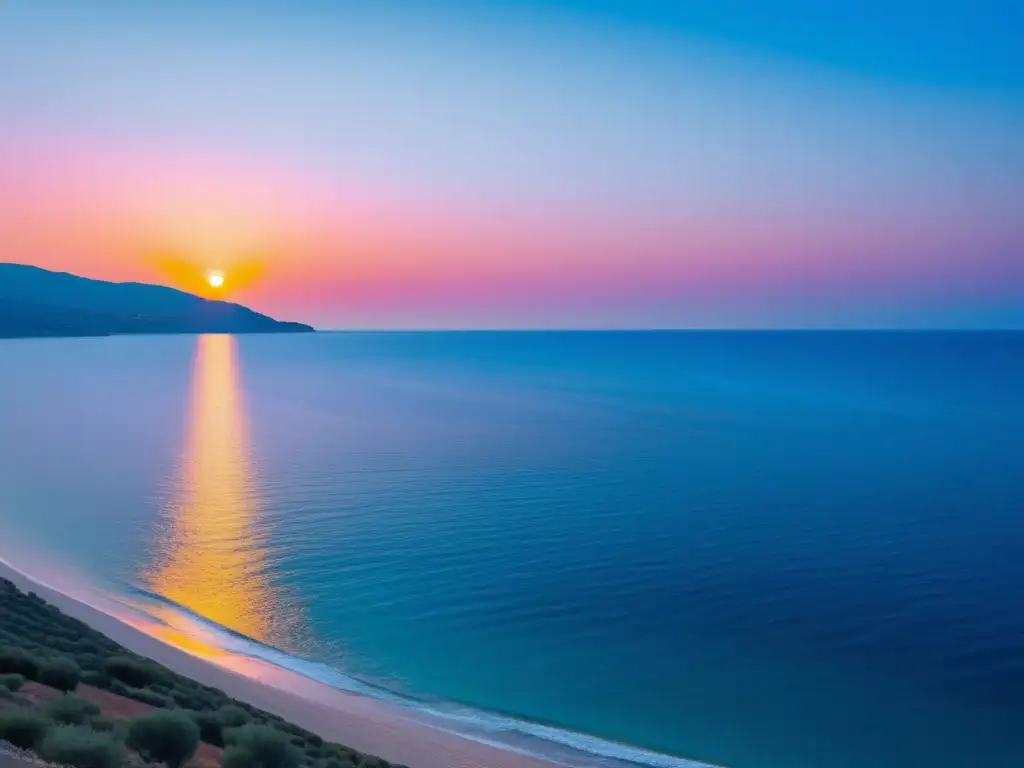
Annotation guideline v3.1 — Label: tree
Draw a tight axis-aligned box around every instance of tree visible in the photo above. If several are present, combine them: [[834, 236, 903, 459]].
[[0, 672, 25, 691], [221, 746, 253, 768], [192, 710, 226, 746], [0, 708, 51, 749], [40, 724, 123, 768], [222, 724, 301, 768], [103, 655, 159, 688], [39, 656, 82, 691], [43, 693, 101, 725], [192, 703, 252, 747], [218, 704, 250, 728], [127, 710, 201, 768], [0, 646, 42, 678]]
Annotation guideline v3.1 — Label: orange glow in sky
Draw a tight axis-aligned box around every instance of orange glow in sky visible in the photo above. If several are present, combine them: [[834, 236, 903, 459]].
[[1, 141, 1018, 329], [150, 252, 267, 299], [1, 1, 1021, 329]]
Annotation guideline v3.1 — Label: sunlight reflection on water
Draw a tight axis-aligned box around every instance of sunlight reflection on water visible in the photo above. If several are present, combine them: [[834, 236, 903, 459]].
[[144, 334, 305, 653]]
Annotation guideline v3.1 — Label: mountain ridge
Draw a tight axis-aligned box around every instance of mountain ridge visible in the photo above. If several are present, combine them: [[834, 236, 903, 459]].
[[0, 263, 313, 337]]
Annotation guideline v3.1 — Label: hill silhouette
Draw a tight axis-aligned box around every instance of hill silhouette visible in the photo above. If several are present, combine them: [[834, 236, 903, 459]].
[[0, 263, 313, 337]]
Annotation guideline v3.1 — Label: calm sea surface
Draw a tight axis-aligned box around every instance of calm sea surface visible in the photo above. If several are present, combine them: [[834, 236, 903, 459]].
[[0, 332, 1021, 768]]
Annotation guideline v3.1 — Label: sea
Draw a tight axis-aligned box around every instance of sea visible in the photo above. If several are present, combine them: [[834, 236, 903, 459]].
[[0, 331, 1021, 768]]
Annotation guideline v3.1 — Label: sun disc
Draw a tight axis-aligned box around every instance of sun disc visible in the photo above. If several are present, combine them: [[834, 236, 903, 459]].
[[207, 271, 225, 288]]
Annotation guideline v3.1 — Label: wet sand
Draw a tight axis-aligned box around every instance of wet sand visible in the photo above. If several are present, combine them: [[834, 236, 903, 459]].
[[0, 557, 563, 768]]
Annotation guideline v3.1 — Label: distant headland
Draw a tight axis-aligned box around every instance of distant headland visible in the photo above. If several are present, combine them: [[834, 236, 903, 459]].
[[0, 263, 313, 338]]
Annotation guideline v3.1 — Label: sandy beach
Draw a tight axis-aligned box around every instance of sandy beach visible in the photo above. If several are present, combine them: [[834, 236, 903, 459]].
[[0, 556, 562, 768]]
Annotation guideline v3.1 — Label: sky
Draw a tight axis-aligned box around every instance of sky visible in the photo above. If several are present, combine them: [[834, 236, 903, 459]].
[[0, 0, 1021, 328]]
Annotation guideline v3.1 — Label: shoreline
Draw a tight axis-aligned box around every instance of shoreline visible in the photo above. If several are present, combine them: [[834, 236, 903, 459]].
[[0, 554, 564, 768]]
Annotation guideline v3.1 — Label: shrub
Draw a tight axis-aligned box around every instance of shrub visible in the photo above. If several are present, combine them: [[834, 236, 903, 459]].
[[192, 710, 226, 746], [39, 724, 123, 768], [103, 655, 158, 688], [43, 693, 101, 725], [305, 744, 330, 760], [129, 687, 171, 708], [127, 710, 200, 768], [0, 646, 42, 679], [222, 745, 254, 768], [0, 708, 52, 749], [0, 672, 25, 691], [81, 669, 107, 688], [191, 703, 251, 747], [39, 656, 82, 692], [324, 746, 359, 763], [89, 714, 118, 733], [170, 686, 207, 710], [109, 679, 170, 708], [219, 704, 250, 728], [223, 724, 302, 768], [0, 577, 392, 768], [74, 650, 101, 668], [107, 679, 131, 696]]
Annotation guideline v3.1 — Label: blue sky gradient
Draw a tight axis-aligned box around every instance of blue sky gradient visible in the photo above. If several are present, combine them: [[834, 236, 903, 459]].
[[0, 0, 1020, 327]]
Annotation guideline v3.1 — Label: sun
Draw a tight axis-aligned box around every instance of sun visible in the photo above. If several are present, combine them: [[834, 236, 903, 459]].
[[206, 271, 225, 289]]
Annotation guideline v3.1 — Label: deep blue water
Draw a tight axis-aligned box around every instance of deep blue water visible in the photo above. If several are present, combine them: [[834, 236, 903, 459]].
[[0, 332, 1021, 768]]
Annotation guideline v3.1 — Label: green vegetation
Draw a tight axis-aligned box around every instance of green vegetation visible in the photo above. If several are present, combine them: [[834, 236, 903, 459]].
[[104, 656, 161, 689], [40, 724, 124, 768], [191, 703, 251, 747], [222, 724, 301, 768], [0, 673, 24, 692], [42, 694, 102, 725], [126, 710, 200, 768], [0, 708, 51, 749], [89, 714, 118, 733], [0, 647, 42, 679], [39, 656, 82, 692], [0, 577, 395, 767], [109, 679, 171, 708]]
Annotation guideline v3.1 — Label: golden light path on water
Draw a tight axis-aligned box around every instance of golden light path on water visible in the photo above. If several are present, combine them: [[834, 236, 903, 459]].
[[141, 334, 305, 662]]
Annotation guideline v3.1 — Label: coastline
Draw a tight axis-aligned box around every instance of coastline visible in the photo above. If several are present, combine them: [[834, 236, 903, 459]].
[[0, 554, 562, 768]]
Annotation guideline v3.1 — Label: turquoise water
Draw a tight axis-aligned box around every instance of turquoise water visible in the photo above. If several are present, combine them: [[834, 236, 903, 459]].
[[0, 332, 1022, 767]]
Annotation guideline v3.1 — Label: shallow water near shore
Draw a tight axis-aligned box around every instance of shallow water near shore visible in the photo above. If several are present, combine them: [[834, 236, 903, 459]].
[[0, 331, 1022, 768]]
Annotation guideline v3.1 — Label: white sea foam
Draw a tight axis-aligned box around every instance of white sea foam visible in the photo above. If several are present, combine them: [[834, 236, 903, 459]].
[[0, 553, 722, 768], [129, 592, 724, 768]]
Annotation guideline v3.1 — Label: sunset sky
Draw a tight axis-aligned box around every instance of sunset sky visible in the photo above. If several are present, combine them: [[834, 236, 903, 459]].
[[1, 1, 1021, 328]]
